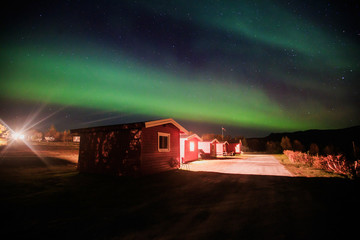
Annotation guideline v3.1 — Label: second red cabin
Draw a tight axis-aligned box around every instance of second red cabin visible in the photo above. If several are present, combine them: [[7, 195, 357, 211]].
[[180, 134, 202, 163]]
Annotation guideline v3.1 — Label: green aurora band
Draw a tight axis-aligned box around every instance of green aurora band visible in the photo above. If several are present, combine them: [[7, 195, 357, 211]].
[[1, 0, 358, 131], [2, 42, 319, 131]]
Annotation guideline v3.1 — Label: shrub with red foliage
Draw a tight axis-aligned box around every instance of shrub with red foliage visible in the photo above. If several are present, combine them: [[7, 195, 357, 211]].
[[283, 150, 313, 166], [312, 155, 326, 169], [355, 161, 360, 176], [323, 154, 350, 175], [283, 150, 358, 177]]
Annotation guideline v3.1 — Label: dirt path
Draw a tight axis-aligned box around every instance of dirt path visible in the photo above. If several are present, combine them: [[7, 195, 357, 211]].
[[183, 154, 293, 176]]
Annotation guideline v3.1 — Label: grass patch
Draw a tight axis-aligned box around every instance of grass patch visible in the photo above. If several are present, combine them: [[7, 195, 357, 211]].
[[30, 141, 80, 150], [1, 163, 358, 239], [273, 154, 346, 178]]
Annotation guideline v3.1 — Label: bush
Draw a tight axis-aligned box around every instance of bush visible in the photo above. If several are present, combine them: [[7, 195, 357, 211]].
[[168, 158, 179, 168], [323, 154, 350, 175], [312, 155, 326, 169], [284, 150, 312, 165], [355, 161, 360, 177], [283, 150, 358, 177]]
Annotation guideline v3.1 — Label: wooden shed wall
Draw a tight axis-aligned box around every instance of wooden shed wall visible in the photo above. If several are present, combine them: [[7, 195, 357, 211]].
[[77, 128, 142, 176], [228, 143, 241, 154], [140, 124, 180, 174], [199, 141, 217, 157], [223, 143, 229, 153], [198, 141, 211, 154], [183, 136, 199, 163], [215, 143, 224, 156]]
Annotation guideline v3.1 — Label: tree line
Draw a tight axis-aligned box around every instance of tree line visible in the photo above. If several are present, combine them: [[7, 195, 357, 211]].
[[25, 124, 73, 142], [245, 136, 358, 161], [246, 136, 327, 155]]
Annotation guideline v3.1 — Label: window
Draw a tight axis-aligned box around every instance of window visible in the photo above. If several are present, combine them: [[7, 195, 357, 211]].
[[189, 141, 195, 151], [158, 132, 170, 152]]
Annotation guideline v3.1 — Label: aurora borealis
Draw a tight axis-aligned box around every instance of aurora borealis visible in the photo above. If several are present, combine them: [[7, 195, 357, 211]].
[[1, 0, 359, 136]]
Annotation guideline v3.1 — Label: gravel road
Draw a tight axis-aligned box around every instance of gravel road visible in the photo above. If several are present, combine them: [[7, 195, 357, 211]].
[[183, 154, 293, 176]]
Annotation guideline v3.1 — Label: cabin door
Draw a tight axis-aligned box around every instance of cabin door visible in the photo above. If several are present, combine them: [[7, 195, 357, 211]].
[[210, 143, 216, 157]]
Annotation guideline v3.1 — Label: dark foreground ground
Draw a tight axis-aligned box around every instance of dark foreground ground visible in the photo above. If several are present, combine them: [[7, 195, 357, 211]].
[[0, 144, 359, 239]]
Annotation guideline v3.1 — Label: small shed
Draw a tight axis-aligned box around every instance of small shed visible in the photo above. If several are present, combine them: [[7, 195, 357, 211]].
[[198, 138, 220, 158], [228, 141, 242, 155], [215, 140, 227, 156], [180, 134, 202, 164], [222, 141, 229, 154], [71, 118, 188, 176]]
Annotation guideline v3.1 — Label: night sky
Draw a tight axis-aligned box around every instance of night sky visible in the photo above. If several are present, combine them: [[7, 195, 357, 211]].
[[1, 0, 359, 137]]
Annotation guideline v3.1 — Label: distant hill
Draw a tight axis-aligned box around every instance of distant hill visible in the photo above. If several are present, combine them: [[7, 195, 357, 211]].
[[246, 126, 360, 160]]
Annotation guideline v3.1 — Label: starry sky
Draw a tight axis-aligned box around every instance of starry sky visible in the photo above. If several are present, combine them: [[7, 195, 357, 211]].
[[1, 0, 359, 137]]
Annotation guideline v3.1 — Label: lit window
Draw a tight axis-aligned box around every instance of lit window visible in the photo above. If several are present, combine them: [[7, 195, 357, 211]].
[[189, 141, 195, 151], [235, 144, 240, 152], [158, 132, 170, 152]]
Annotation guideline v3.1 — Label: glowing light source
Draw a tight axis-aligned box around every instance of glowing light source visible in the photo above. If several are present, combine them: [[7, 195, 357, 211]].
[[0, 118, 51, 167], [13, 133, 25, 140]]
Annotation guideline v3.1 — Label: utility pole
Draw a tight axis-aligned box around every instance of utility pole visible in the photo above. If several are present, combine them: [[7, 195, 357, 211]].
[[221, 127, 226, 141]]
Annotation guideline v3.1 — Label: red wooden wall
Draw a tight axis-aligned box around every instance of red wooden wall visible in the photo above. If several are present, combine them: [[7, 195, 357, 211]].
[[183, 136, 199, 163], [228, 143, 241, 154], [77, 129, 141, 176], [140, 123, 180, 174]]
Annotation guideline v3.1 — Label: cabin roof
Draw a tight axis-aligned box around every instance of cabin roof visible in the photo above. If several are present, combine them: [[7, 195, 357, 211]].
[[145, 118, 188, 134], [71, 118, 189, 134], [200, 138, 220, 144], [180, 133, 202, 141]]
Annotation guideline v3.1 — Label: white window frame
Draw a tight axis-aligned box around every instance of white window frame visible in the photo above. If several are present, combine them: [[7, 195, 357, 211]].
[[158, 132, 170, 152]]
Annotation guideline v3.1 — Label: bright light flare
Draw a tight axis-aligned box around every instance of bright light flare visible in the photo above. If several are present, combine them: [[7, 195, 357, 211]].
[[0, 116, 58, 167], [13, 133, 25, 140]]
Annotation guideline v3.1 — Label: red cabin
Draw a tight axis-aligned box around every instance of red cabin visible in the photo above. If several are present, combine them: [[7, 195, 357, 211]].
[[222, 141, 229, 155], [198, 138, 220, 158], [180, 134, 202, 163], [227, 141, 242, 155], [71, 118, 188, 176]]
